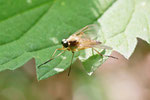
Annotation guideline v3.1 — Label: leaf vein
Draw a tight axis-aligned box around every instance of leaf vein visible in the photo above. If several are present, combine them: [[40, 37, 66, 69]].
[[0, 1, 53, 23], [110, 1, 136, 38], [0, 2, 54, 46]]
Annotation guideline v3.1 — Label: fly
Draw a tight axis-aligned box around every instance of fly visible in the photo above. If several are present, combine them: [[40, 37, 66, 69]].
[[38, 24, 118, 76]]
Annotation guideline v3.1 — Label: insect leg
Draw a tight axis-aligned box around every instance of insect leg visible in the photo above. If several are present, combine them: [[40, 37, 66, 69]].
[[92, 48, 118, 59], [51, 47, 66, 58], [38, 48, 66, 68], [92, 48, 103, 57], [68, 52, 75, 76], [51, 49, 58, 58]]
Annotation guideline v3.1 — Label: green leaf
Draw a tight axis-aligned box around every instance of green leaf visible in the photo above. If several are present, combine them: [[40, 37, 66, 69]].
[[0, 0, 150, 80], [97, 0, 150, 58], [82, 50, 106, 75]]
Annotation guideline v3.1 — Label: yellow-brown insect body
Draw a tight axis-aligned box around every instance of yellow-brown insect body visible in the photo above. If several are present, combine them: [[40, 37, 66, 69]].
[[66, 35, 79, 51], [66, 35, 101, 52]]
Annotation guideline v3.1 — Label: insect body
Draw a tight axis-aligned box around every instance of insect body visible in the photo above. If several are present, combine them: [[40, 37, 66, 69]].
[[38, 24, 117, 76]]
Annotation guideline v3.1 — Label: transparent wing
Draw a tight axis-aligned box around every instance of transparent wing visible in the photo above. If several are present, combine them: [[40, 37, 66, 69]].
[[93, 44, 112, 50], [73, 24, 100, 40], [78, 40, 112, 50]]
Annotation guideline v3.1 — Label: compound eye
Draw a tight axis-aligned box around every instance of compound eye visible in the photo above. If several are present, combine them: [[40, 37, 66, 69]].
[[63, 41, 68, 48], [61, 39, 68, 48]]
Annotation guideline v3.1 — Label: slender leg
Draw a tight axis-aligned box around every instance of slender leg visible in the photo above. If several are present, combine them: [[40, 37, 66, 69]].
[[51, 49, 58, 58], [53, 50, 65, 59], [92, 48, 118, 59], [38, 48, 66, 68], [52, 47, 66, 58], [68, 52, 75, 76], [93, 48, 103, 57]]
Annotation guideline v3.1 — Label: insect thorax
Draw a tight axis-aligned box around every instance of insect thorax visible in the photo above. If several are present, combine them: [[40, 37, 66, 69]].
[[69, 40, 78, 47]]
